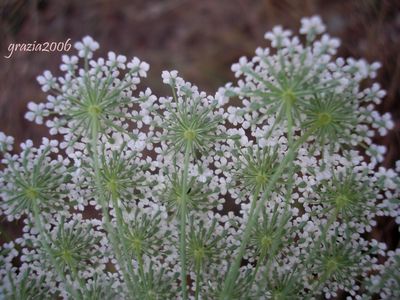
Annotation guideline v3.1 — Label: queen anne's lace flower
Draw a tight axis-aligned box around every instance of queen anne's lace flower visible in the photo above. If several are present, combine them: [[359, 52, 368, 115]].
[[1, 18, 399, 300]]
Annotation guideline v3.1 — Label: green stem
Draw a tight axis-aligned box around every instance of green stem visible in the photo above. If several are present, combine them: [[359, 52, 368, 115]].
[[32, 203, 80, 299], [90, 120, 136, 295], [137, 253, 145, 279], [220, 130, 313, 299], [246, 254, 264, 296], [243, 186, 262, 297], [70, 263, 86, 297], [286, 103, 293, 147], [111, 193, 139, 282], [179, 145, 191, 300], [248, 186, 261, 224], [194, 262, 201, 300]]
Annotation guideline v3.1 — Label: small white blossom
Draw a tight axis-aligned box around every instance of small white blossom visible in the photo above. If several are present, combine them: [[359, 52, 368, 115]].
[[25, 101, 48, 124], [74, 36, 99, 58], [300, 15, 326, 37], [0, 132, 14, 152]]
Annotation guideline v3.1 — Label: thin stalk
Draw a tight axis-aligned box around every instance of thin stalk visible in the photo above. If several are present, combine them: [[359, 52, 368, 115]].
[[70, 263, 86, 297], [305, 212, 337, 267], [137, 253, 145, 279], [262, 164, 296, 276], [111, 193, 139, 280], [242, 187, 263, 297], [303, 213, 337, 300], [90, 120, 136, 295], [194, 262, 201, 300], [220, 129, 314, 299], [248, 186, 261, 224], [286, 103, 293, 146], [179, 145, 191, 300], [32, 203, 80, 300], [246, 253, 264, 296]]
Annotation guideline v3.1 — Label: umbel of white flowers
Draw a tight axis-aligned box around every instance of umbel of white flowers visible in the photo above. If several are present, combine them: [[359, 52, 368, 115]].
[[0, 16, 399, 300]]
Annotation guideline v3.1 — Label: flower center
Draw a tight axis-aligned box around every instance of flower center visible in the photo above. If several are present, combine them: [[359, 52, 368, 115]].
[[132, 238, 143, 255], [194, 247, 205, 262], [255, 172, 268, 187], [325, 257, 339, 275], [25, 187, 38, 200], [281, 89, 296, 105], [61, 249, 73, 264], [106, 178, 118, 195], [335, 194, 350, 210], [88, 105, 102, 117], [183, 129, 196, 141], [261, 235, 272, 251], [316, 112, 332, 126]]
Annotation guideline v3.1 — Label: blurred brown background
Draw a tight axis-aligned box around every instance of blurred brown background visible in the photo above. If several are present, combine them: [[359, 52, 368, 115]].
[[0, 0, 399, 270]]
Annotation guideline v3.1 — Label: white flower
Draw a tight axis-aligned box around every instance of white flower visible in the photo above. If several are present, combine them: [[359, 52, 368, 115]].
[[36, 70, 56, 92], [231, 56, 252, 77], [60, 55, 78, 72], [45, 117, 66, 135], [127, 57, 150, 77], [300, 15, 326, 36], [226, 106, 244, 125], [264, 25, 292, 47], [367, 144, 386, 167], [0, 132, 14, 152], [161, 70, 178, 85], [25, 101, 48, 124], [74, 36, 99, 58], [107, 51, 127, 69]]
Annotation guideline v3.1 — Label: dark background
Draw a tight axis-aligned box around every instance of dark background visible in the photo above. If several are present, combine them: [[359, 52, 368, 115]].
[[0, 0, 399, 292]]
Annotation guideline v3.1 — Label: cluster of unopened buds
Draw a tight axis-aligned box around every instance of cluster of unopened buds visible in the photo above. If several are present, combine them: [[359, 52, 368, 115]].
[[1, 16, 399, 299]]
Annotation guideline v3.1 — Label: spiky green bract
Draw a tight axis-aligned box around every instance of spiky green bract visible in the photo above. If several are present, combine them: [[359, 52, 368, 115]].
[[0, 141, 70, 219], [1, 269, 49, 300], [29, 44, 150, 145], [212, 270, 259, 300], [366, 250, 400, 299], [317, 169, 376, 224], [84, 274, 119, 300], [249, 207, 291, 260], [98, 143, 147, 202], [123, 210, 166, 259], [263, 270, 303, 300], [159, 73, 225, 155], [229, 32, 339, 127], [311, 232, 366, 292], [233, 145, 280, 193], [135, 264, 176, 300], [162, 173, 217, 215], [302, 93, 357, 149], [187, 218, 225, 269], [239, 59, 337, 127], [50, 217, 101, 272]]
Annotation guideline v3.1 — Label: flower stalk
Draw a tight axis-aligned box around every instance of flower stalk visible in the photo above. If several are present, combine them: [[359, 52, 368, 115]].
[[220, 129, 314, 299], [179, 145, 191, 300], [90, 119, 136, 295], [31, 203, 80, 299]]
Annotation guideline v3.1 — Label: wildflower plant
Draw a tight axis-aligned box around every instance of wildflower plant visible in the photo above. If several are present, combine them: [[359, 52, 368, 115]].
[[1, 16, 400, 300]]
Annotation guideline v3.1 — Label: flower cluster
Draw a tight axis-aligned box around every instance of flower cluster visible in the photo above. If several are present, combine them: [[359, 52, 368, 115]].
[[1, 16, 399, 300]]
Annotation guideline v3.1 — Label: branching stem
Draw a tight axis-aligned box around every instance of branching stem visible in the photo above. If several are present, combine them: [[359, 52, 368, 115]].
[[220, 129, 314, 299], [32, 203, 80, 299], [179, 145, 191, 300], [90, 120, 136, 296]]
